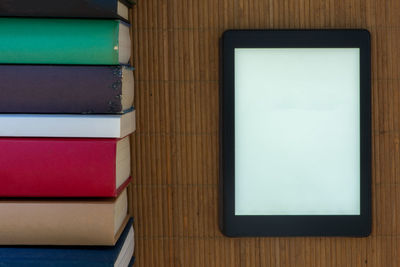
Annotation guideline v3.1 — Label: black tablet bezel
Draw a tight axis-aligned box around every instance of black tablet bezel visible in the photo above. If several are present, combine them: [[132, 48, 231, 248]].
[[220, 30, 371, 237]]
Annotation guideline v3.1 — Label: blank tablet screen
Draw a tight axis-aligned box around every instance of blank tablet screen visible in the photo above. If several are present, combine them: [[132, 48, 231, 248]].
[[234, 48, 360, 216]]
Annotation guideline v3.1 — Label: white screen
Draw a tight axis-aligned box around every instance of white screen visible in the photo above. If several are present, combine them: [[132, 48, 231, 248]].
[[234, 48, 360, 215]]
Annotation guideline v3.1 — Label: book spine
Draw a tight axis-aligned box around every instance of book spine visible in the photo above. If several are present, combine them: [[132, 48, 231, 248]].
[[0, 0, 127, 20], [0, 138, 117, 197], [0, 260, 112, 267], [0, 199, 125, 245], [0, 18, 119, 65], [0, 65, 125, 114], [0, 111, 135, 138]]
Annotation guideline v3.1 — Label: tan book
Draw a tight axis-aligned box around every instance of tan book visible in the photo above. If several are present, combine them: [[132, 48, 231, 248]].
[[0, 188, 130, 245]]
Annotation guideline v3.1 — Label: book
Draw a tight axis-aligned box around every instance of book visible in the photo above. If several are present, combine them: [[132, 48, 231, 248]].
[[0, 110, 135, 138], [0, 18, 131, 65], [0, 0, 134, 22], [0, 65, 134, 114], [0, 188, 130, 245], [0, 137, 131, 197], [0, 218, 135, 267]]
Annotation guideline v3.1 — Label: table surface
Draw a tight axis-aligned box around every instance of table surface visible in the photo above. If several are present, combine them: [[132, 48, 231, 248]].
[[130, 0, 398, 266]]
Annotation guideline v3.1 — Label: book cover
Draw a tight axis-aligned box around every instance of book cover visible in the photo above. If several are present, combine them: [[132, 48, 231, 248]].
[[0, 188, 131, 246], [0, 218, 135, 267], [0, 0, 134, 22], [0, 137, 131, 197], [0, 18, 130, 65], [0, 65, 134, 114], [0, 110, 135, 138]]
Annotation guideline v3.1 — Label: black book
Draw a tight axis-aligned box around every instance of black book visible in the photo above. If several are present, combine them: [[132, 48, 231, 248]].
[[0, 0, 134, 22]]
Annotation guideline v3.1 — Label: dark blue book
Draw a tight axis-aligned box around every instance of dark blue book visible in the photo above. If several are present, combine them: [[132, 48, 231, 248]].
[[0, 218, 135, 267]]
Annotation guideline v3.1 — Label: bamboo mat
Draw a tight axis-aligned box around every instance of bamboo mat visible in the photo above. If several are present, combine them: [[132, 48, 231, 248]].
[[130, 0, 399, 266]]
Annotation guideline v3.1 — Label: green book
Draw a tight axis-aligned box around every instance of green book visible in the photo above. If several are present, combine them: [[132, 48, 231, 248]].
[[0, 18, 131, 65]]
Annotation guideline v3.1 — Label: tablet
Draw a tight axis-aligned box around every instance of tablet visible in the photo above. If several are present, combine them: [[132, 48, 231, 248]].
[[220, 30, 371, 236]]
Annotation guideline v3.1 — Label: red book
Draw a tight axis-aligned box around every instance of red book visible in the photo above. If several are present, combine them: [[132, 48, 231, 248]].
[[0, 137, 131, 197]]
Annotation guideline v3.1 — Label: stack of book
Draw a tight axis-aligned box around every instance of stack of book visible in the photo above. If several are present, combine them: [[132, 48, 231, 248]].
[[0, 0, 136, 266]]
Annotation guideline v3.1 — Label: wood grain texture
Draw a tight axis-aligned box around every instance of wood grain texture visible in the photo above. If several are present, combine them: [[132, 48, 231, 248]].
[[130, 0, 399, 266]]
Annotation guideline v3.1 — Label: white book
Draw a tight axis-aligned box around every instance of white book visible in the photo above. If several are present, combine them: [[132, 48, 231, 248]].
[[0, 110, 135, 138]]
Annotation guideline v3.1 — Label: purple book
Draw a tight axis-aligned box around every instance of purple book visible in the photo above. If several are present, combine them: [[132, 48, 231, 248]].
[[0, 65, 134, 114]]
